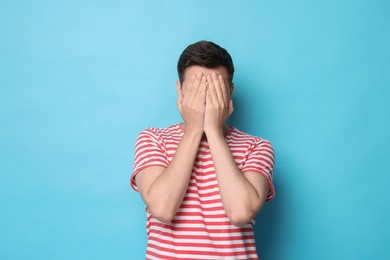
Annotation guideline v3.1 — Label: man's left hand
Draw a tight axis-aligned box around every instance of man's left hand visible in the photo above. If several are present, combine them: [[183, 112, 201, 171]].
[[204, 73, 233, 135]]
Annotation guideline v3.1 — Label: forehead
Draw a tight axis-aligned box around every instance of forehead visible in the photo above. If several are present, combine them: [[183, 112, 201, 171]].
[[183, 65, 229, 81]]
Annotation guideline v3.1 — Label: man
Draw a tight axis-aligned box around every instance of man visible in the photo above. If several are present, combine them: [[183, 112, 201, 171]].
[[131, 41, 275, 259]]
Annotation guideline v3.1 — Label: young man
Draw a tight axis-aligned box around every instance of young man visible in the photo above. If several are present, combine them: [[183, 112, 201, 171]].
[[131, 41, 275, 259]]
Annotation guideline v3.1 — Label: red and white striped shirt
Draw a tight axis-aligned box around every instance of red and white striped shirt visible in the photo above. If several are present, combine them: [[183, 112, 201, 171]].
[[131, 123, 275, 260]]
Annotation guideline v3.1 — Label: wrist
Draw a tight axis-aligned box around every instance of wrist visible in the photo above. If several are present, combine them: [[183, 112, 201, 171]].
[[183, 127, 204, 139], [204, 127, 224, 138]]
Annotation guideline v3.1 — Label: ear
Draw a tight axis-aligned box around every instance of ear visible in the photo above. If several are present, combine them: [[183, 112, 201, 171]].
[[176, 80, 183, 111]]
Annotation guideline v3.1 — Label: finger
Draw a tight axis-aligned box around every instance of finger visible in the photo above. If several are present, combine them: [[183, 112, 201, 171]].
[[190, 72, 203, 99], [206, 82, 212, 105], [185, 74, 196, 100], [196, 75, 206, 98], [181, 82, 189, 105], [199, 80, 207, 105], [200, 75, 207, 94], [218, 75, 228, 104], [207, 74, 218, 104], [211, 72, 224, 104]]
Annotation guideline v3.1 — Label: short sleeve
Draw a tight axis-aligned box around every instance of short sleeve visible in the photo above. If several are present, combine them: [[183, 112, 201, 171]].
[[130, 128, 169, 192], [242, 138, 276, 201]]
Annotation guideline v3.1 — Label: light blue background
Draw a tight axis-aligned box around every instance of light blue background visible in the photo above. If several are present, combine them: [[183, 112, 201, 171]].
[[1, 1, 389, 259]]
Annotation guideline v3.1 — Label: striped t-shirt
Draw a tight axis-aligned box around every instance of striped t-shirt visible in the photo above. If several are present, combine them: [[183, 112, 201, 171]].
[[131, 123, 275, 260]]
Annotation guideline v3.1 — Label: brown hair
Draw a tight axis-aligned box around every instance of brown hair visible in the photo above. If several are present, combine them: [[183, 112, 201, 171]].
[[177, 41, 235, 84]]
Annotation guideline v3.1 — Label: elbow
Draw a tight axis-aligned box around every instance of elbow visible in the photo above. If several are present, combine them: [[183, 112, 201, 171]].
[[229, 198, 267, 227], [229, 212, 253, 227], [143, 193, 177, 224], [228, 206, 261, 227], [149, 204, 176, 224], [153, 212, 175, 224]]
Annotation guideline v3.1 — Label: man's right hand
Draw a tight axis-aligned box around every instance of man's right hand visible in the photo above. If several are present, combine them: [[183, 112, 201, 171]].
[[176, 72, 207, 135], [136, 72, 207, 224]]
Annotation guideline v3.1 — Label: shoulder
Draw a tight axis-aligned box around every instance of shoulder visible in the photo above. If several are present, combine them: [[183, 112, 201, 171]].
[[229, 126, 274, 148], [136, 123, 183, 142]]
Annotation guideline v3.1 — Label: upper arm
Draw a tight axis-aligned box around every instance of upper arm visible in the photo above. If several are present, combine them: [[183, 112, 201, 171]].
[[130, 128, 168, 192], [242, 138, 276, 201]]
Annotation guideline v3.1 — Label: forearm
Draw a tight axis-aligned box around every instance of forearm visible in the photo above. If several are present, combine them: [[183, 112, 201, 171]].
[[207, 130, 263, 226], [146, 130, 202, 222]]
